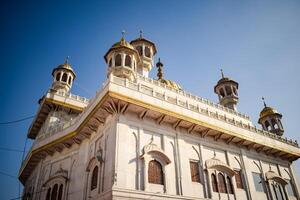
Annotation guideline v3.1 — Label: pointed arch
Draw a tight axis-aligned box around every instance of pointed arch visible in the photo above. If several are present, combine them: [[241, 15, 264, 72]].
[[145, 46, 151, 57], [62, 73, 68, 82], [125, 55, 131, 67], [91, 166, 99, 191], [115, 54, 122, 66], [136, 46, 143, 56]]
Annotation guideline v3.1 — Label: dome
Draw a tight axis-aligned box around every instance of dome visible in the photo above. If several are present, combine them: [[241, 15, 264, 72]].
[[160, 79, 182, 90], [259, 106, 282, 119], [104, 37, 137, 62], [52, 62, 76, 78], [215, 77, 238, 88], [130, 37, 157, 55]]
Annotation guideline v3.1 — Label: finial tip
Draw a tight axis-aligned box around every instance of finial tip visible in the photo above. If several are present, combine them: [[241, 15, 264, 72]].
[[121, 30, 125, 38], [262, 97, 267, 107], [65, 56, 69, 64], [139, 30, 143, 38], [221, 69, 224, 78]]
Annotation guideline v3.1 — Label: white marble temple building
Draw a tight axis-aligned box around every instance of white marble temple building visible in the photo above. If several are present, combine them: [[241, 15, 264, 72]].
[[19, 33, 300, 200]]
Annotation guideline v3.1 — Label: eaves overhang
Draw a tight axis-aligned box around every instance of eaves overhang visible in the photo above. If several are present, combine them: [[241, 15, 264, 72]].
[[27, 91, 89, 139], [19, 76, 300, 185]]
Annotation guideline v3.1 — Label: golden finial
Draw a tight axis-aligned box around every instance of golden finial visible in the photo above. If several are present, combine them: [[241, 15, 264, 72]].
[[156, 58, 164, 80], [262, 97, 267, 107], [221, 69, 224, 78], [139, 30, 143, 38], [121, 30, 125, 39]]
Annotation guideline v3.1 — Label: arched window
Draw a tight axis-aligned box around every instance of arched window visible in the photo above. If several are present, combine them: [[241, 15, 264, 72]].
[[57, 184, 63, 200], [136, 46, 143, 56], [265, 121, 271, 131], [218, 173, 227, 193], [91, 166, 98, 191], [51, 184, 58, 200], [227, 176, 234, 194], [145, 46, 151, 57], [225, 86, 232, 96], [56, 73, 61, 81], [271, 119, 278, 129], [148, 160, 164, 185], [46, 188, 51, 200], [233, 87, 238, 95], [125, 55, 131, 67], [109, 59, 112, 67], [220, 88, 225, 98], [211, 173, 218, 192], [62, 74, 68, 82], [234, 170, 244, 189], [115, 54, 122, 66], [68, 76, 71, 85]]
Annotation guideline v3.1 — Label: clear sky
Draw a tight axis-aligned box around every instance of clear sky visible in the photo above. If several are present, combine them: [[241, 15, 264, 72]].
[[0, 0, 300, 199]]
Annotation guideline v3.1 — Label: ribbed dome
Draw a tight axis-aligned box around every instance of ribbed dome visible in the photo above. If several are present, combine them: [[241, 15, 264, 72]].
[[104, 37, 137, 62], [52, 62, 76, 78], [160, 79, 182, 90], [259, 106, 281, 119], [112, 38, 135, 50]]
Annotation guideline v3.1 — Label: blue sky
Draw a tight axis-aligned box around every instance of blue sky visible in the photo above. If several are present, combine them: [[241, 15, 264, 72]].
[[0, 0, 300, 199]]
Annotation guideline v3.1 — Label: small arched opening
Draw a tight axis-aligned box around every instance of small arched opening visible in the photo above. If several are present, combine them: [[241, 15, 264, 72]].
[[56, 73, 61, 81], [115, 54, 122, 66], [62, 74, 68, 82], [136, 46, 143, 56], [91, 166, 99, 191], [125, 55, 131, 67], [145, 46, 151, 58]]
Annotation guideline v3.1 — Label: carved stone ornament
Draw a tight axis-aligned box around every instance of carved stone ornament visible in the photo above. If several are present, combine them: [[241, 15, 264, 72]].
[[265, 170, 288, 185], [141, 141, 171, 164], [205, 157, 235, 176]]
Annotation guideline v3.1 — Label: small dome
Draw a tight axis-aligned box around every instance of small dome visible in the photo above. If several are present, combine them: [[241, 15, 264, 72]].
[[130, 37, 157, 55], [104, 37, 137, 62], [52, 62, 76, 78], [112, 37, 135, 50], [161, 79, 182, 90], [259, 106, 282, 119]]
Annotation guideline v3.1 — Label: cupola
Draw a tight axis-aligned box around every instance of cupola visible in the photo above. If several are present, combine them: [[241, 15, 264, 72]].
[[258, 97, 284, 136], [130, 31, 157, 77], [104, 32, 140, 81], [51, 57, 76, 93], [214, 70, 239, 111]]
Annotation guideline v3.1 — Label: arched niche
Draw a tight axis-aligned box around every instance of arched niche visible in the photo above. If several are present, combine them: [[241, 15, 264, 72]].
[[140, 142, 171, 193]]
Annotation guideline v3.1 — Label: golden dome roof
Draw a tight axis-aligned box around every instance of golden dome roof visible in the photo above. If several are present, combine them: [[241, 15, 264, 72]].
[[104, 37, 137, 62], [160, 79, 182, 90], [259, 106, 281, 119], [52, 61, 76, 78]]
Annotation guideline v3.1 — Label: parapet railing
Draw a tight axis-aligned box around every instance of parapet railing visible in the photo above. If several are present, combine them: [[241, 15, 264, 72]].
[[112, 75, 298, 147], [52, 90, 90, 104], [136, 74, 250, 120]]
